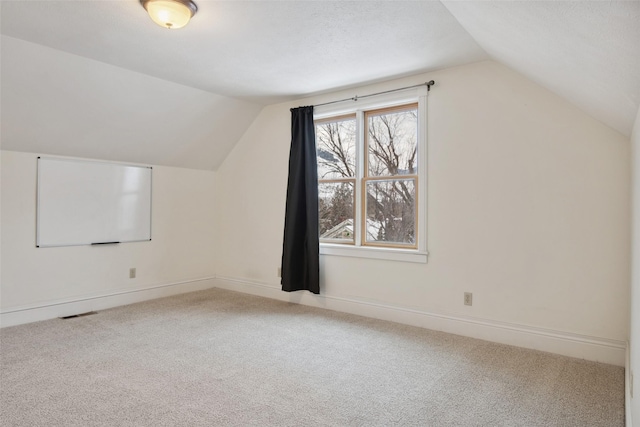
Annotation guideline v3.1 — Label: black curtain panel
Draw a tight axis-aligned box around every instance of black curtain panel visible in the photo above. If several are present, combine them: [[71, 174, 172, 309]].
[[281, 106, 320, 294]]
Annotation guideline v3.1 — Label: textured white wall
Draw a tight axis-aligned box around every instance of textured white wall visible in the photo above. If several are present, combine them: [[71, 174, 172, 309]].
[[215, 61, 630, 344], [630, 106, 640, 424], [0, 151, 217, 310]]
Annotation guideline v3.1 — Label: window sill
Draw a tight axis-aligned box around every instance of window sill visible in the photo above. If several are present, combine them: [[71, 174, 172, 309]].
[[320, 244, 428, 264]]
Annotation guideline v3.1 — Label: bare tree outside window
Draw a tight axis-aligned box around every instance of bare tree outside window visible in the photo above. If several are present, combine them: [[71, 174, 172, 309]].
[[315, 104, 419, 248], [365, 179, 416, 244], [367, 108, 418, 177], [365, 105, 418, 246], [316, 116, 356, 243]]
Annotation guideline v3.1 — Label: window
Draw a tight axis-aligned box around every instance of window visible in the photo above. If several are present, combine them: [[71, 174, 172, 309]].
[[315, 92, 428, 262], [317, 114, 356, 244]]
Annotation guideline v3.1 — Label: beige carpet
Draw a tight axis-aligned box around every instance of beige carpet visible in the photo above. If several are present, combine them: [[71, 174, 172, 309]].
[[0, 288, 624, 426]]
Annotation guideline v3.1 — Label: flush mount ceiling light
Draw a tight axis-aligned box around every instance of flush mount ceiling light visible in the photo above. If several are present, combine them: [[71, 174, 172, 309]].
[[140, 0, 197, 29]]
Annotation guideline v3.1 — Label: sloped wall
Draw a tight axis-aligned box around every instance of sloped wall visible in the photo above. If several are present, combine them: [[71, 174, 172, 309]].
[[1, 36, 263, 171], [215, 61, 630, 364]]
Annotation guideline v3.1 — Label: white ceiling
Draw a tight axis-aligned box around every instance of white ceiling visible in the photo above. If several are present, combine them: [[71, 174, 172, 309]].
[[1, 1, 639, 170], [0, 0, 488, 103]]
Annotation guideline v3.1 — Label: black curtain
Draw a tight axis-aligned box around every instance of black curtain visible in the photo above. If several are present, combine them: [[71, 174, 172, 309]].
[[281, 106, 320, 294]]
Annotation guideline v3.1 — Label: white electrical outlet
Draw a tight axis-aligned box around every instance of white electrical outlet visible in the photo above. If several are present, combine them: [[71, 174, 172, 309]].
[[464, 292, 473, 306], [129, 268, 136, 279]]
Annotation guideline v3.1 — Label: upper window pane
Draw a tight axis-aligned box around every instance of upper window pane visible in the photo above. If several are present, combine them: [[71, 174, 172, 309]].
[[366, 105, 418, 177], [316, 116, 356, 179]]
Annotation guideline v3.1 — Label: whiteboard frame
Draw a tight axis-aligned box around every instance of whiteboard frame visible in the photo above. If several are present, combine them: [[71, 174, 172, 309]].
[[36, 157, 153, 248]]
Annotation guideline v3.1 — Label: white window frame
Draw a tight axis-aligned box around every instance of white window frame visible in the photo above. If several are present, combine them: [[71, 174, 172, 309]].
[[315, 86, 429, 263]]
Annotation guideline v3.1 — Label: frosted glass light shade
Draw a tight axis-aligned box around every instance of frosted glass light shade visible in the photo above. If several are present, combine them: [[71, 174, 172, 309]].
[[141, 0, 197, 29]]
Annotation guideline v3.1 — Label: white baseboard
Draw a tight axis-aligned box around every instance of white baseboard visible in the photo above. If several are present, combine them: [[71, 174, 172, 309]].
[[214, 276, 626, 367], [627, 342, 633, 427], [0, 277, 217, 328]]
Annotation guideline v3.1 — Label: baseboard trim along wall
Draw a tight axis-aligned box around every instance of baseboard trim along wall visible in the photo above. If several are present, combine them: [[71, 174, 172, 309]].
[[214, 276, 626, 366], [627, 342, 633, 427], [0, 277, 217, 328]]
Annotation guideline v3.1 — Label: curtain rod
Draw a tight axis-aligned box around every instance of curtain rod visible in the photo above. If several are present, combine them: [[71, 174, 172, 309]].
[[313, 80, 435, 108]]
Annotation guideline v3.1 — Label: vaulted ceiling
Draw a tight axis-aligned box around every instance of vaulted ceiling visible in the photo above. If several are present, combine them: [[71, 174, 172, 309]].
[[1, 0, 639, 170]]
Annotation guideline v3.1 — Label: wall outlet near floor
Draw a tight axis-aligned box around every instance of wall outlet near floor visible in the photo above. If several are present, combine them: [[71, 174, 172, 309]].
[[129, 268, 136, 279], [464, 292, 473, 306], [277, 267, 282, 277]]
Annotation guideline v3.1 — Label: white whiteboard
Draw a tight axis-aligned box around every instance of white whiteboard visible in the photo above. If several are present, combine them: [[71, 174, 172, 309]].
[[37, 157, 152, 248]]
